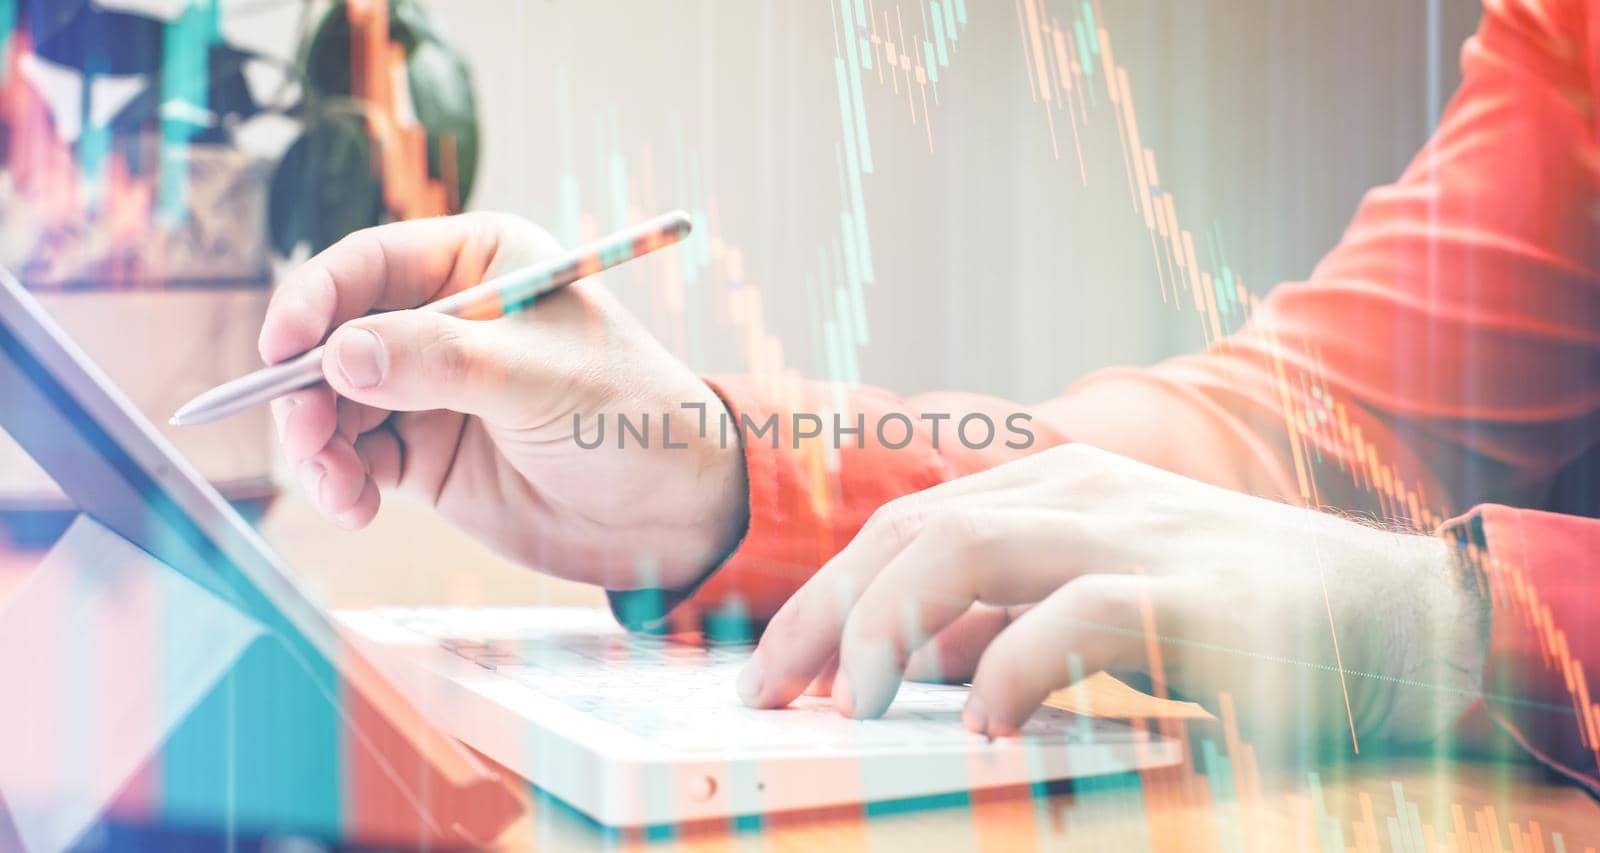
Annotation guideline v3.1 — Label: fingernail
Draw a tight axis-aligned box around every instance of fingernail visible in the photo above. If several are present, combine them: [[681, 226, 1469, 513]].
[[334, 506, 365, 530], [270, 396, 301, 435], [298, 459, 327, 505], [335, 328, 387, 389], [736, 658, 764, 706], [962, 693, 989, 736], [833, 669, 856, 718]]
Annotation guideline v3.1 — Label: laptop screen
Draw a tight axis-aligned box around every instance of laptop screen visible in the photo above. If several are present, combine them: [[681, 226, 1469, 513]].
[[0, 268, 517, 843]]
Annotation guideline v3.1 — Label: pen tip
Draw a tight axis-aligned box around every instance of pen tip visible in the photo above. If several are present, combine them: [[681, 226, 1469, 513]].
[[169, 403, 199, 427]]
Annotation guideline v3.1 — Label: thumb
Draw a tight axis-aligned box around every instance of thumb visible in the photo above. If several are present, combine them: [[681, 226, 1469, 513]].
[[322, 311, 528, 422]]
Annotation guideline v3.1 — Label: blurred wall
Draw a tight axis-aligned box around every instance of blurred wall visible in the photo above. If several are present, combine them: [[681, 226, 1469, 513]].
[[228, 0, 1482, 404]]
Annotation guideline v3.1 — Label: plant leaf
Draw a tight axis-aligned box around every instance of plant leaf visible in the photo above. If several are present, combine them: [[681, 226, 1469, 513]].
[[299, 0, 478, 207], [205, 44, 262, 121], [404, 37, 477, 206], [267, 111, 385, 256]]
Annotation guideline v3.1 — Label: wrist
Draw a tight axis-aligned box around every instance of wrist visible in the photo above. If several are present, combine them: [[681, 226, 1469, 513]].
[[1368, 532, 1490, 743], [656, 383, 751, 590]]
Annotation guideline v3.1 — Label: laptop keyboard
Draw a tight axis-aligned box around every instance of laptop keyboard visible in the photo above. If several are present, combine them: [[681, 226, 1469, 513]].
[[376, 606, 1151, 754]]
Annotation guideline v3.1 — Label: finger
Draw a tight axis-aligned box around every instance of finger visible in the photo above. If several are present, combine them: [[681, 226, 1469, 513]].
[[386, 410, 470, 504], [333, 476, 382, 530], [904, 604, 1019, 684], [273, 385, 338, 463], [336, 397, 389, 442], [804, 654, 839, 697], [320, 312, 549, 426], [355, 426, 404, 491], [836, 509, 1080, 718], [299, 437, 367, 517], [259, 213, 557, 365], [738, 477, 1036, 711], [966, 574, 1154, 737]]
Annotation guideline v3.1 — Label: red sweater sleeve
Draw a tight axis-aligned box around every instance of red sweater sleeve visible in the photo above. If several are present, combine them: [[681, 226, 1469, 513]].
[[1075, 0, 1600, 522], [1442, 506, 1600, 796]]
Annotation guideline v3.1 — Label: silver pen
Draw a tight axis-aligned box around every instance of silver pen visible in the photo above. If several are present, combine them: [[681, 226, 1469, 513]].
[[170, 210, 693, 427]]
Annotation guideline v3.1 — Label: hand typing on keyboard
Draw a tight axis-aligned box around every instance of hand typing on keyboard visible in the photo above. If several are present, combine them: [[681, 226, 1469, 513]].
[[393, 607, 1141, 753], [736, 446, 1482, 751]]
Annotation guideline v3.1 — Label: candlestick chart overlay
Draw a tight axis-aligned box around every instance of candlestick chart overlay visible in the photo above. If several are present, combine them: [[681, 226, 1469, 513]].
[[4, 0, 1596, 849]]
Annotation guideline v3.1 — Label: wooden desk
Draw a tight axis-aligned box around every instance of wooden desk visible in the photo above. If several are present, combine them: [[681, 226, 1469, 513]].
[[4, 495, 1598, 851]]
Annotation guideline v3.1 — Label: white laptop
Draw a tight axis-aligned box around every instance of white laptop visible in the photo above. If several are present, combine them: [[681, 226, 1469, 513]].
[[339, 605, 1182, 827], [0, 265, 1179, 837]]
